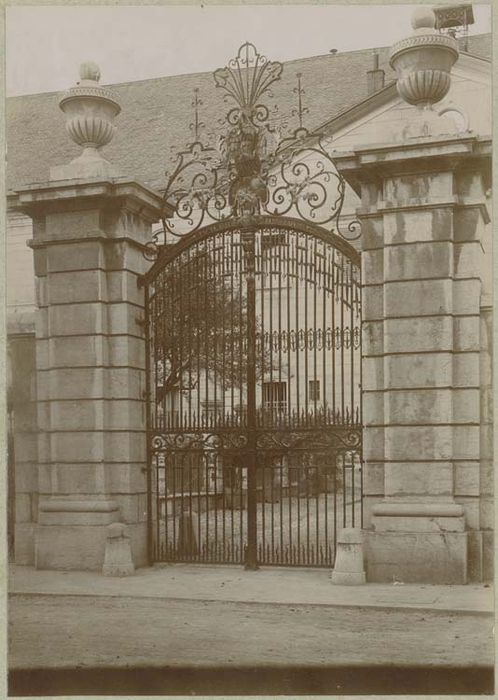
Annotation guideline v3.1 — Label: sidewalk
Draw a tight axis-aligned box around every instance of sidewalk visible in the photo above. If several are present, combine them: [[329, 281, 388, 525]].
[[9, 563, 493, 613]]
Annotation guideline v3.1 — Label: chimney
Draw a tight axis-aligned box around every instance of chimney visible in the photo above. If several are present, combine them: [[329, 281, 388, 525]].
[[367, 51, 385, 95]]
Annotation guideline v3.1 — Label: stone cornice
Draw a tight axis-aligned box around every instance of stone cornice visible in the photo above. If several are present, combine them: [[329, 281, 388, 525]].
[[334, 134, 492, 195], [10, 177, 169, 222]]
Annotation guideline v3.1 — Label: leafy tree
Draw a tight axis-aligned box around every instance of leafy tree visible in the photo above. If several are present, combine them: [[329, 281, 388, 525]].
[[153, 244, 278, 403]]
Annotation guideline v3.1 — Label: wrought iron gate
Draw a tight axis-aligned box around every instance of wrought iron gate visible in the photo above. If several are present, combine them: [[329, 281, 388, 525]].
[[144, 216, 362, 568], [142, 41, 362, 569]]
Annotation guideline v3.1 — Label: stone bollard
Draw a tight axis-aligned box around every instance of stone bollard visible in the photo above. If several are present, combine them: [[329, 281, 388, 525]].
[[331, 528, 366, 585], [102, 522, 135, 576]]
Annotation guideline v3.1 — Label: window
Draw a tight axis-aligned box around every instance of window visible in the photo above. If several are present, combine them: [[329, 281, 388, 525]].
[[308, 380, 320, 402], [262, 381, 287, 411]]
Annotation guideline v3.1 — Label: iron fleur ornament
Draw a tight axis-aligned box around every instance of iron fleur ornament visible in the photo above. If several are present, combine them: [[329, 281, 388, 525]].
[[146, 42, 360, 259]]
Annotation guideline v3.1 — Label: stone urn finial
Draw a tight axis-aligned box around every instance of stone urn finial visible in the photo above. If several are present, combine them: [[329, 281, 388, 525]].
[[50, 62, 122, 180], [389, 7, 459, 109]]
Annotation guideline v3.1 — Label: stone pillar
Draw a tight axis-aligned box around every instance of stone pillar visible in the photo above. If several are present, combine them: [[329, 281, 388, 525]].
[[333, 9, 492, 583], [11, 62, 163, 570], [13, 178, 162, 569]]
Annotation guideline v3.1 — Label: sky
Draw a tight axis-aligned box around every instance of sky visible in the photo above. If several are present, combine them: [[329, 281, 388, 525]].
[[6, 3, 492, 96]]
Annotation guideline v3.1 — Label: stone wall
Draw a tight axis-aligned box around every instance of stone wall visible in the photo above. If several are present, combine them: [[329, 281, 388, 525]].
[[8, 334, 38, 564]]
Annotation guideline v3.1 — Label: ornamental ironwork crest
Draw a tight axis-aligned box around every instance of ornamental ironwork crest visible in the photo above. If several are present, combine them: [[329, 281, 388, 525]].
[[144, 42, 360, 260]]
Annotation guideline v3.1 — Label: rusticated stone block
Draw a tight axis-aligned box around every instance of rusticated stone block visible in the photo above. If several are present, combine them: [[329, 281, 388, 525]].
[[48, 303, 105, 336], [385, 353, 449, 389], [106, 270, 145, 306], [385, 316, 453, 354], [365, 530, 468, 583], [15, 494, 33, 523], [384, 172, 454, 207], [107, 302, 145, 336], [384, 278, 452, 317], [48, 335, 105, 369], [384, 462, 453, 498], [362, 462, 384, 496], [362, 284, 383, 321], [14, 523, 35, 565], [453, 240, 481, 279], [362, 427, 384, 462], [107, 335, 145, 369], [48, 269, 105, 305], [362, 391, 384, 425], [454, 315, 480, 352], [453, 278, 481, 314], [454, 462, 480, 497], [362, 250, 384, 286], [362, 357, 384, 392], [453, 352, 479, 387], [358, 213, 383, 251], [385, 240, 452, 281], [383, 209, 436, 245], [479, 496, 494, 530], [47, 241, 102, 273], [362, 320, 383, 356], [45, 208, 101, 240], [385, 425, 453, 461], [453, 425, 480, 461]]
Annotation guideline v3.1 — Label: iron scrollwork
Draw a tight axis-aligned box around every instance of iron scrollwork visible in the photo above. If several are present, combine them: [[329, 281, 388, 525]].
[[255, 427, 362, 452], [143, 42, 361, 258], [152, 431, 248, 452]]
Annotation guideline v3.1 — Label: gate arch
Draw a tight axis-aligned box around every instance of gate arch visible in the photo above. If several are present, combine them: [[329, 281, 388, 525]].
[[144, 215, 362, 568]]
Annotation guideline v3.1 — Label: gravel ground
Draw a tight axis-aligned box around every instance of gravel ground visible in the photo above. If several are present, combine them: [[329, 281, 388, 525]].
[[9, 594, 493, 671]]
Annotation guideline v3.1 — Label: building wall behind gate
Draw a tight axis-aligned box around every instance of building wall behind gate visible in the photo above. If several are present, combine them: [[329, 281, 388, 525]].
[[8, 334, 38, 564]]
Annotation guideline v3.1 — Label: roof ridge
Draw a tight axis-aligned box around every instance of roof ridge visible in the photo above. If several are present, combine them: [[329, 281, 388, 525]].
[[7, 32, 491, 100]]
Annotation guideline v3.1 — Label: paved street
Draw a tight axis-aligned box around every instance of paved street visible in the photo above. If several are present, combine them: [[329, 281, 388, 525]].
[[9, 565, 494, 694], [10, 593, 493, 670]]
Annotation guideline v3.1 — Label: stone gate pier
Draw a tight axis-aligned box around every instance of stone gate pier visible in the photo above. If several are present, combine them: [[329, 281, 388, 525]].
[[335, 9, 492, 583], [11, 65, 163, 569]]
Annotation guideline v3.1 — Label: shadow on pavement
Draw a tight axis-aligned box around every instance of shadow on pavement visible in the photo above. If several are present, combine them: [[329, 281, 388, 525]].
[[9, 665, 494, 695]]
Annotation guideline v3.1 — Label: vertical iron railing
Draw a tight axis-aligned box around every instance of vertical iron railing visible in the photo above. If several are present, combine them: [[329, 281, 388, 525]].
[[144, 219, 362, 568]]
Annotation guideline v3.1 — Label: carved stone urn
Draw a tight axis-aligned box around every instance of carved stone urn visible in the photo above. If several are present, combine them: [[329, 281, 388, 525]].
[[50, 61, 122, 180], [390, 7, 459, 109]]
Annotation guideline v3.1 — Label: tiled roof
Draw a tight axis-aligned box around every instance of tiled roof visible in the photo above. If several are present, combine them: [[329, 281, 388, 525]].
[[6, 34, 491, 193]]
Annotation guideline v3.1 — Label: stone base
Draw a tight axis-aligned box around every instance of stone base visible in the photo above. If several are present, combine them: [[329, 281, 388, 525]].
[[50, 154, 122, 181], [35, 498, 121, 571], [366, 530, 468, 583], [35, 524, 111, 570]]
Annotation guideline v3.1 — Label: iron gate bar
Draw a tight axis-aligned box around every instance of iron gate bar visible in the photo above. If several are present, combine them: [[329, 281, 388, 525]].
[[242, 227, 258, 570]]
